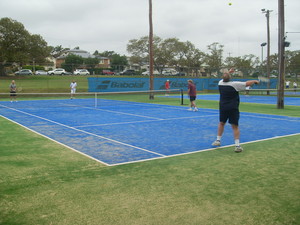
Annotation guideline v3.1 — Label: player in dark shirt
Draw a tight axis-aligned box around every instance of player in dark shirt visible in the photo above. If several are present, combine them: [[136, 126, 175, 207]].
[[187, 79, 198, 111], [9, 80, 17, 102], [212, 73, 259, 152]]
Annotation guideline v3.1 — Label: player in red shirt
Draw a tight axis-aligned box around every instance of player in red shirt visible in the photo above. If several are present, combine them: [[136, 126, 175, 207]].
[[187, 79, 198, 111], [165, 80, 170, 96]]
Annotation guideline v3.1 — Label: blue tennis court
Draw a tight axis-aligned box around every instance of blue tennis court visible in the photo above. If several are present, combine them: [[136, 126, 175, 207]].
[[195, 94, 300, 106], [1, 98, 299, 166]]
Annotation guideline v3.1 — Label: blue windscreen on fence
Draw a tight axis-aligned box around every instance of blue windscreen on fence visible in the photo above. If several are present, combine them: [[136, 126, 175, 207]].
[[88, 77, 278, 92]]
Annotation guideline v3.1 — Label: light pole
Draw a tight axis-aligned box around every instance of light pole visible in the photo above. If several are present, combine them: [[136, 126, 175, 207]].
[[262, 8, 272, 94], [260, 43, 267, 64], [260, 42, 267, 76]]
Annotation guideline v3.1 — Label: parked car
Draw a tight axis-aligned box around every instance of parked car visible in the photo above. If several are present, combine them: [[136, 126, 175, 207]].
[[48, 68, 66, 75], [35, 70, 48, 75], [15, 69, 33, 75], [74, 69, 90, 75], [162, 69, 178, 76], [102, 70, 115, 75], [174, 72, 186, 76], [142, 70, 160, 75], [120, 69, 136, 75]]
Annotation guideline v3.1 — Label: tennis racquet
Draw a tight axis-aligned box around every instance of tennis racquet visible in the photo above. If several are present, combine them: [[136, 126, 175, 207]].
[[17, 87, 22, 92]]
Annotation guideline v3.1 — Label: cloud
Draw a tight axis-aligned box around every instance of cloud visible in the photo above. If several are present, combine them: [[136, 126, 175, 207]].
[[0, 0, 299, 57]]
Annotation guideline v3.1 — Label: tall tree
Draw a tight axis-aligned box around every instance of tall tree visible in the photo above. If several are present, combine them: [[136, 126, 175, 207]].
[[61, 54, 84, 72], [98, 51, 117, 58], [286, 50, 300, 79], [205, 42, 224, 75], [28, 34, 51, 63], [224, 55, 260, 77], [0, 17, 51, 72], [110, 54, 128, 71], [127, 36, 206, 73], [182, 41, 205, 75], [0, 17, 30, 64], [50, 45, 70, 58], [127, 36, 150, 65]]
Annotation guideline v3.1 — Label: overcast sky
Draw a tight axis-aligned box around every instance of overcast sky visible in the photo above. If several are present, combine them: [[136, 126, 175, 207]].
[[1, 0, 299, 59]]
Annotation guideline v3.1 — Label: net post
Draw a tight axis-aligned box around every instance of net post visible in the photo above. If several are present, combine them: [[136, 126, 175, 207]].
[[95, 93, 97, 108], [180, 89, 184, 105]]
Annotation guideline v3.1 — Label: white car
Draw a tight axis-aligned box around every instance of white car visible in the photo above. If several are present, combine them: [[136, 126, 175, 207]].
[[74, 69, 90, 75], [35, 70, 48, 75], [48, 68, 66, 75], [142, 70, 160, 75], [162, 69, 178, 76]]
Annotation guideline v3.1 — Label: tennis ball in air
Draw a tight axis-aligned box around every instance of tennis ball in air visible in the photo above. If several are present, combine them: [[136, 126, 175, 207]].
[[229, 3, 232, 6]]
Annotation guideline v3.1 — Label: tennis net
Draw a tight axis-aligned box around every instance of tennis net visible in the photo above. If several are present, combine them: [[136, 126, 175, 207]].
[[0, 89, 184, 109], [242, 88, 300, 96]]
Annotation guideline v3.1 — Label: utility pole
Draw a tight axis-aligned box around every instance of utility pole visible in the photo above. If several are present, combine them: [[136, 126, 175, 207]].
[[277, 0, 285, 109], [148, 0, 154, 99], [261, 9, 272, 95]]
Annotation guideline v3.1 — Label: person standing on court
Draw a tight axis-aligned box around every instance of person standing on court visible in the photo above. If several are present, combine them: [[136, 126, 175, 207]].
[[187, 79, 198, 111], [9, 80, 17, 102], [212, 73, 259, 152], [293, 81, 297, 94], [285, 80, 290, 89], [165, 80, 170, 96], [70, 80, 77, 99]]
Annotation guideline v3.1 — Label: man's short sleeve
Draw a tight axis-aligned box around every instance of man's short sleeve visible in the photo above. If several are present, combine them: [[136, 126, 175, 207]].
[[231, 82, 247, 92]]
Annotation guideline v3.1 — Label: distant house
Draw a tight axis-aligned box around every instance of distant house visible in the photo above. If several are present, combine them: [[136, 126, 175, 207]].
[[95, 56, 111, 68], [44, 57, 56, 70], [55, 49, 111, 68]]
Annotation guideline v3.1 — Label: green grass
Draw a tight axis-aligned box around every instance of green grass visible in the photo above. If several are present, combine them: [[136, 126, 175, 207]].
[[0, 75, 89, 92], [0, 116, 299, 225], [197, 99, 300, 117], [0, 76, 299, 224]]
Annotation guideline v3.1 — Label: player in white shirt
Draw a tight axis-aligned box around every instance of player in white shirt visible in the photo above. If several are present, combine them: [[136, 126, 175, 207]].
[[293, 82, 298, 94], [70, 80, 77, 99], [285, 80, 290, 89]]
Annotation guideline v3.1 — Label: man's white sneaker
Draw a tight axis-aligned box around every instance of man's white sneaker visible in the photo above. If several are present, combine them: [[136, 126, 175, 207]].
[[193, 107, 198, 111], [187, 108, 193, 111], [234, 146, 243, 153], [212, 140, 221, 146]]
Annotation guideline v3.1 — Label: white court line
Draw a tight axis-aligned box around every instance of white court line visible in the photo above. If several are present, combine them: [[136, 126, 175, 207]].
[[61, 103, 164, 120], [0, 114, 110, 166], [0, 104, 166, 158], [75, 114, 217, 128], [109, 132, 300, 166], [246, 114, 300, 122], [62, 101, 220, 115]]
